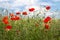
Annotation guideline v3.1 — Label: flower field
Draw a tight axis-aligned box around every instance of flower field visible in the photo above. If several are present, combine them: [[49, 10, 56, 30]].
[[0, 6, 60, 40], [0, 16, 60, 40]]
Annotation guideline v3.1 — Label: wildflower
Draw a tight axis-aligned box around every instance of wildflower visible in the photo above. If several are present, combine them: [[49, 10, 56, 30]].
[[5, 25, 12, 31], [10, 13, 14, 17], [10, 15, 21, 20], [2, 19, 9, 24], [10, 16, 16, 20], [22, 12, 27, 15], [10, 15, 14, 20], [15, 15, 21, 20], [2, 16, 9, 24], [46, 6, 51, 10], [10, 17, 15, 21], [44, 16, 51, 23], [29, 8, 35, 12], [45, 24, 50, 29], [16, 12, 21, 15]]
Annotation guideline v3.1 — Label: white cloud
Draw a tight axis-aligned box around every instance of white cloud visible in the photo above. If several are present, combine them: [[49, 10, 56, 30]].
[[9, 0, 39, 12], [0, 0, 39, 11], [39, 2, 54, 6], [0, 0, 54, 12], [11, 0, 38, 7], [0, 0, 53, 9], [0, 2, 11, 9]]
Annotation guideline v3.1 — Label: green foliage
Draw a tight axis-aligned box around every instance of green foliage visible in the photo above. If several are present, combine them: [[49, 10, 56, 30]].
[[0, 18, 60, 40]]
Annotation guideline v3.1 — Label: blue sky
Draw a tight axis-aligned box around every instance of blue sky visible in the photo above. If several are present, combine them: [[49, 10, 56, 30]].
[[0, 0, 60, 11]]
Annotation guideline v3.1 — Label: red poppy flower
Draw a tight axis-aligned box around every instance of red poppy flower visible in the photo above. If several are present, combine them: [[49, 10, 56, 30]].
[[10, 16, 15, 20], [44, 16, 51, 23], [2, 16, 9, 24], [10, 13, 14, 17], [29, 8, 35, 12], [2, 19, 9, 24], [16, 12, 21, 15], [5, 25, 12, 31], [10, 17, 15, 21], [10, 15, 21, 20], [45, 24, 50, 29], [22, 12, 27, 15], [15, 15, 20, 20], [46, 6, 51, 10]]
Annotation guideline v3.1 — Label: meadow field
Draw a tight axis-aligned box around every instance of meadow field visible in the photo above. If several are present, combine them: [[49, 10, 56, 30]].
[[0, 4, 60, 40], [0, 16, 60, 40]]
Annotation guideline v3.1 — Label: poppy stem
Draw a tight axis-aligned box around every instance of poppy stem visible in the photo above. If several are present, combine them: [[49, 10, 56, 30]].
[[28, 16, 29, 22]]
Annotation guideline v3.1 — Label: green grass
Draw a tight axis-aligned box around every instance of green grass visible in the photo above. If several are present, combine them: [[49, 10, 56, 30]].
[[0, 18, 60, 40]]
